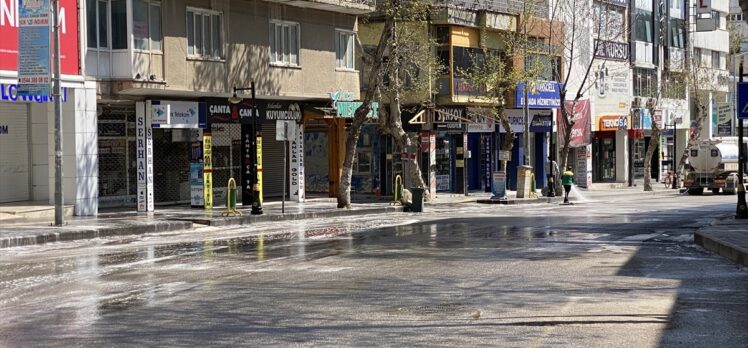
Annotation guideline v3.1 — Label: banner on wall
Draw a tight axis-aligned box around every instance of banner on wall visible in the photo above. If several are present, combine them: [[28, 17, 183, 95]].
[[1, 0, 79, 76], [17, 0, 51, 96], [558, 99, 591, 148]]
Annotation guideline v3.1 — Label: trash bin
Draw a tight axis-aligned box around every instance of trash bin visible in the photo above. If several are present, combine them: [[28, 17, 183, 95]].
[[409, 187, 425, 212]]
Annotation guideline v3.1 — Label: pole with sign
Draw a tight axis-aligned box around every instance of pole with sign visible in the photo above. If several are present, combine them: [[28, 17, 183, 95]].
[[276, 120, 296, 214]]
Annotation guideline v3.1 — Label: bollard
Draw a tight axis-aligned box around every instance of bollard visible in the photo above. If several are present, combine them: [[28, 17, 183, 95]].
[[222, 178, 242, 217], [391, 175, 403, 205]]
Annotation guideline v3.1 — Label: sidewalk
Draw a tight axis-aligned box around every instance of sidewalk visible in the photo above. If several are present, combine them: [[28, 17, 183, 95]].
[[0, 185, 682, 249], [695, 216, 748, 266]]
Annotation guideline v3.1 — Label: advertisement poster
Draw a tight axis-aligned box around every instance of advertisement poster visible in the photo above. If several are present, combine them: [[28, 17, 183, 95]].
[[2, 0, 79, 76], [575, 145, 593, 188], [17, 0, 51, 96], [491, 171, 507, 199], [717, 103, 732, 136], [558, 99, 591, 148], [515, 81, 561, 109], [190, 163, 204, 207]]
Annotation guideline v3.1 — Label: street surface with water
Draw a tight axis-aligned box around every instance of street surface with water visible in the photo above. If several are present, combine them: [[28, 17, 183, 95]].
[[1, 193, 747, 347]]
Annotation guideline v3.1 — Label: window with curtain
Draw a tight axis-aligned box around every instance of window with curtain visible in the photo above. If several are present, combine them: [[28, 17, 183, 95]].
[[635, 10, 653, 43], [186, 8, 223, 59], [270, 20, 300, 66], [669, 19, 685, 48], [87, 0, 126, 49], [336, 30, 355, 70], [134, 0, 162, 51]]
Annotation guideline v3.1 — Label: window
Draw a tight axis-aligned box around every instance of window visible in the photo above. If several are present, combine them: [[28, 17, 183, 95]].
[[633, 68, 657, 98], [670, 19, 685, 48], [270, 20, 300, 66], [186, 8, 222, 59], [87, 0, 127, 49], [336, 30, 355, 70], [134, 0, 161, 51], [712, 50, 720, 69], [635, 10, 653, 43], [593, 2, 625, 41], [525, 54, 560, 81]]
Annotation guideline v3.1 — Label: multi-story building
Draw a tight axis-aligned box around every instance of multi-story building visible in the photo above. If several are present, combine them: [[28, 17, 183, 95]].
[[0, 0, 99, 215], [362, 0, 564, 195], [83, 0, 373, 208]]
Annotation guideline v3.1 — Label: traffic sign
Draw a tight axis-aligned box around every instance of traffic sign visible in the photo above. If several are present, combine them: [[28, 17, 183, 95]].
[[738, 82, 748, 120]]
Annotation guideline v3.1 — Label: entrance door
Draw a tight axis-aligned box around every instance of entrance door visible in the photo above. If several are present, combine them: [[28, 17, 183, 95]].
[[593, 136, 616, 182], [0, 103, 30, 202], [467, 133, 481, 191]]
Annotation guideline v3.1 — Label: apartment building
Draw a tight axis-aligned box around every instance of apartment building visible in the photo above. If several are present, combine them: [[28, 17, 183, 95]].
[[84, 0, 372, 209]]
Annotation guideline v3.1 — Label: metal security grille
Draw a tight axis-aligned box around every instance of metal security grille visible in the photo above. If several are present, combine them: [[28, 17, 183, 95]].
[[0, 103, 30, 203], [210, 123, 241, 206], [262, 122, 286, 198], [98, 105, 137, 208], [152, 129, 192, 204]]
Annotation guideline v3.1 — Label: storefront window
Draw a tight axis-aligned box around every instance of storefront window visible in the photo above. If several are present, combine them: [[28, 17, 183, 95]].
[[435, 132, 452, 191], [593, 136, 616, 182]]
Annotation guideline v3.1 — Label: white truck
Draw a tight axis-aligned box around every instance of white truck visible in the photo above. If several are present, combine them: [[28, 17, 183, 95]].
[[684, 138, 746, 195]]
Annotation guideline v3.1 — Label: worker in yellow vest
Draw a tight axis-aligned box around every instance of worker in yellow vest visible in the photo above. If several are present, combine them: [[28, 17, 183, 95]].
[[562, 166, 574, 204]]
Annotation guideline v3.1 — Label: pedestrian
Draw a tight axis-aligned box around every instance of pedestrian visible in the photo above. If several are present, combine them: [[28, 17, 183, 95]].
[[562, 166, 574, 204], [545, 156, 559, 197]]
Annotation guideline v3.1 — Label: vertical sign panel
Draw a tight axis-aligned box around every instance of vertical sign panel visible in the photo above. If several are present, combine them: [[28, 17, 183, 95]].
[[241, 124, 253, 205], [256, 131, 264, 205], [136, 102, 154, 212], [17, 0, 51, 96], [203, 133, 213, 209], [289, 124, 305, 202]]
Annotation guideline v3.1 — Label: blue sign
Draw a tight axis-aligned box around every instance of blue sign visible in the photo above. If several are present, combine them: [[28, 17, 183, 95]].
[[738, 82, 748, 120], [529, 114, 553, 132], [1, 84, 68, 103], [516, 81, 562, 109], [17, 0, 52, 97]]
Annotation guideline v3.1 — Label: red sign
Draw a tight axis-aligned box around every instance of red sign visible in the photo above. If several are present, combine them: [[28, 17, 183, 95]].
[[1, 0, 79, 75], [558, 99, 591, 148]]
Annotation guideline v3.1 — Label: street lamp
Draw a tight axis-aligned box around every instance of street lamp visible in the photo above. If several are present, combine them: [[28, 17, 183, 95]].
[[229, 83, 263, 215]]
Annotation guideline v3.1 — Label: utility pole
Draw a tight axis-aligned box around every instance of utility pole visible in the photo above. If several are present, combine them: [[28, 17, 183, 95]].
[[53, 0, 64, 226]]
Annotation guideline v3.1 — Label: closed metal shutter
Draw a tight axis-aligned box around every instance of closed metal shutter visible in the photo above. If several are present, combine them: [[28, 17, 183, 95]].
[[0, 103, 30, 202], [262, 122, 286, 198]]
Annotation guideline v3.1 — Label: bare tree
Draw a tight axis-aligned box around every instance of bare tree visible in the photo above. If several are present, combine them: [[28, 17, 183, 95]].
[[337, 0, 431, 208]]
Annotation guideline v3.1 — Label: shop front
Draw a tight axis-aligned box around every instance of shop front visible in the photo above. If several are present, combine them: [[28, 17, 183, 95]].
[[500, 110, 552, 190], [593, 115, 628, 183], [431, 106, 467, 193]]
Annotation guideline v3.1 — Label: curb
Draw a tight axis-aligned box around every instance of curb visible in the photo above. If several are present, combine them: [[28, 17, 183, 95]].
[[694, 216, 748, 266], [184, 206, 405, 227], [0, 220, 194, 249]]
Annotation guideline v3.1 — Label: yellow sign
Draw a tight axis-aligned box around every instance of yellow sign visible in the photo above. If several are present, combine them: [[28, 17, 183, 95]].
[[203, 134, 213, 209], [256, 135, 263, 205], [456, 159, 464, 167]]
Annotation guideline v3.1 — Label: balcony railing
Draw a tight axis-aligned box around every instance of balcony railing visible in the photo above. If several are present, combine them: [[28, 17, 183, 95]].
[[267, 0, 375, 15]]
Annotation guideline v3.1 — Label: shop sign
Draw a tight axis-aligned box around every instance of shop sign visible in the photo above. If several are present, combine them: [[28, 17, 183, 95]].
[[466, 107, 495, 133], [136, 102, 154, 212], [594, 40, 629, 61], [717, 103, 732, 136], [206, 98, 260, 124], [335, 101, 378, 118], [1, 0, 79, 76], [1, 83, 68, 103], [529, 114, 552, 132], [241, 124, 254, 205], [436, 174, 450, 191], [17, 0, 50, 96], [497, 112, 525, 133], [599, 115, 628, 131], [289, 124, 305, 202], [433, 107, 464, 123], [151, 100, 206, 128], [515, 81, 562, 109], [558, 99, 591, 147], [266, 101, 303, 121]]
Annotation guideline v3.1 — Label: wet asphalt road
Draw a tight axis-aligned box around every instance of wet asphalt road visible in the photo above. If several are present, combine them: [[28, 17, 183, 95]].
[[1, 194, 747, 347]]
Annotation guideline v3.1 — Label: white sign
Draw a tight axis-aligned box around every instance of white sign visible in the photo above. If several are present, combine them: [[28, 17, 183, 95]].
[[152, 104, 170, 125], [276, 120, 297, 141], [499, 150, 512, 161], [151, 101, 201, 128], [289, 124, 305, 202], [136, 102, 154, 212]]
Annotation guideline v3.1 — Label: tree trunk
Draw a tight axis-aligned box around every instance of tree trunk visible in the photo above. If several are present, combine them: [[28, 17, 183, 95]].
[[558, 97, 575, 193], [337, 17, 395, 208], [496, 102, 514, 172], [382, 99, 429, 201], [643, 128, 660, 191]]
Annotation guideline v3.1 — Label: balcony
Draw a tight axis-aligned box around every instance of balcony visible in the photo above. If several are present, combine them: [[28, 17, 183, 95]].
[[266, 0, 375, 15]]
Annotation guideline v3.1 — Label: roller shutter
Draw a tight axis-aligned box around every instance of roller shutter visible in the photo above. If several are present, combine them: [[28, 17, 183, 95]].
[[0, 103, 30, 202], [261, 122, 287, 197]]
